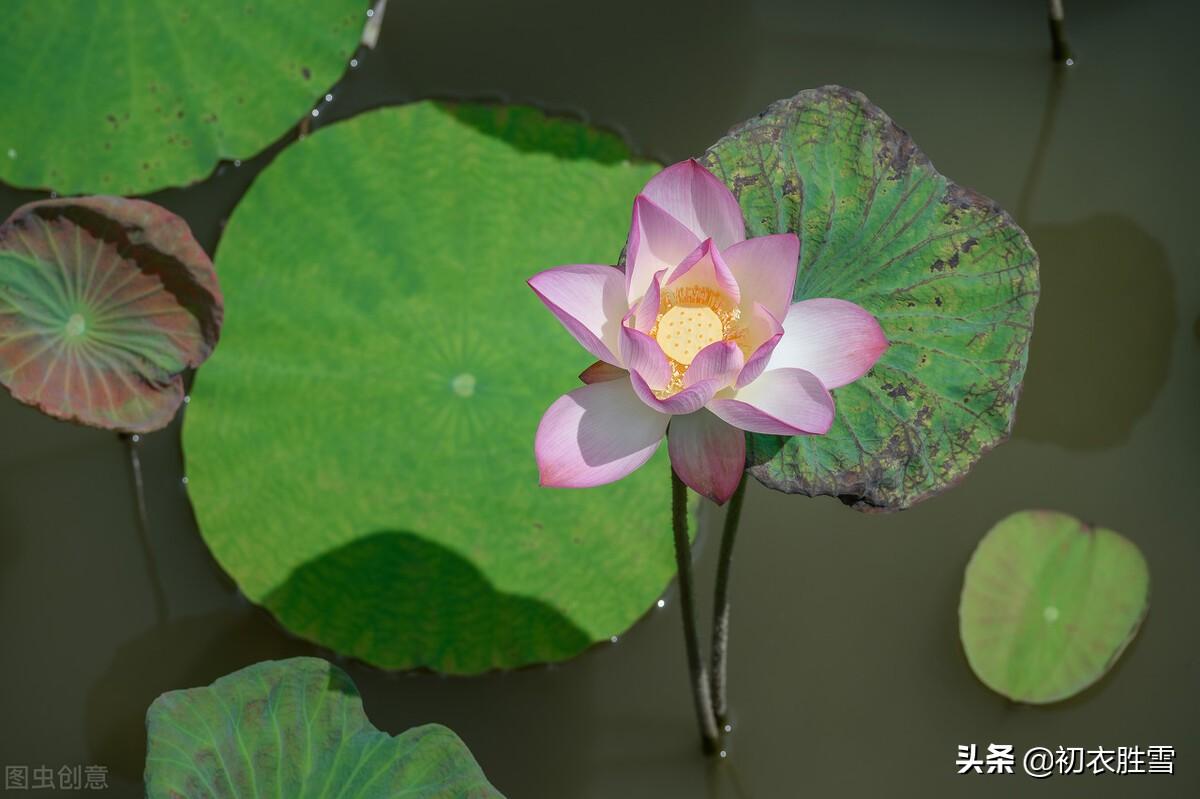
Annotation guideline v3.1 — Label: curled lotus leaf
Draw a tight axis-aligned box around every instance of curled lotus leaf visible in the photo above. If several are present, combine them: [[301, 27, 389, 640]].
[[0, 197, 222, 432], [701, 86, 1039, 510], [145, 657, 504, 798]]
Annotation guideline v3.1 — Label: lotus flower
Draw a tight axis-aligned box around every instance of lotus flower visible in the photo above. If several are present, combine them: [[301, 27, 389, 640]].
[[529, 160, 888, 504]]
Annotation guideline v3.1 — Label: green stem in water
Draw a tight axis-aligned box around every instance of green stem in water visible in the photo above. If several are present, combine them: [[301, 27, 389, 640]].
[[710, 472, 747, 728], [671, 466, 720, 754]]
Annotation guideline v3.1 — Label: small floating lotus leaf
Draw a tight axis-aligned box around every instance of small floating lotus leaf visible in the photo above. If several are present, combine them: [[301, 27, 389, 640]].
[[701, 86, 1039, 510], [0, 197, 222, 432], [183, 102, 679, 673], [145, 657, 504, 798], [959, 510, 1150, 703], [0, 0, 365, 195]]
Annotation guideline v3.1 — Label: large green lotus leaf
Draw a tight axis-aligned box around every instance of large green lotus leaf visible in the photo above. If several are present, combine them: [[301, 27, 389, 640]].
[[0, 197, 222, 432], [182, 102, 674, 673], [701, 86, 1039, 510], [959, 510, 1149, 704], [145, 657, 504, 798], [0, 0, 365, 195]]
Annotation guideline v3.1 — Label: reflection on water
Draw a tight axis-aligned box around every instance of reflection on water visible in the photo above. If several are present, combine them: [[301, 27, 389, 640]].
[[122, 436, 171, 626], [1016, 64, 1067, 225], [86, 608, 310, 780], [1014, 215, 1174, 449], [1008, 59, 1176, 451], [706, 758, 751, 799]]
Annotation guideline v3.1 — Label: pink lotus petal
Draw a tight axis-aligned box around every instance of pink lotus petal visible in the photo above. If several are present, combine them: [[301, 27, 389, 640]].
[[737, 304, 784, 388], [668, 410, 746, 504], [629, 368, 724, 415], [528, 264, 627, 365], [708, 367, 835, 435], [631, 269, 666, 333], [579, 360, 627, 384], [737, 334, 783, 390], [770, 299, 889, 389], [641, 160, 745, 249], [619, 320, 671, 390], [723, 234, 800, 321], [626, 195, 700, 304], [741, 301, 784, 352], [667, 238, 740, 305], [535, 378, 668, 488], [683, 340, 743, 389]]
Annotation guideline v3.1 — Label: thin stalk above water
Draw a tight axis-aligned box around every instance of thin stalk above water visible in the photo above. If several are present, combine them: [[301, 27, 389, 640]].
[[709, 472, 747, 728], [671, 465, 720, 754]]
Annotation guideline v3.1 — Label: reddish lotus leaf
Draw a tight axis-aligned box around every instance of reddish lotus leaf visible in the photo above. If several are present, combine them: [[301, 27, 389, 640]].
[[0, 197, 222, 432]]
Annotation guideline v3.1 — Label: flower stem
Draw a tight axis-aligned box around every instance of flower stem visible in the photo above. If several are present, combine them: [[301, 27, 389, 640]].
[[670, 466, 720, 754], [709, 472, 747, 728]]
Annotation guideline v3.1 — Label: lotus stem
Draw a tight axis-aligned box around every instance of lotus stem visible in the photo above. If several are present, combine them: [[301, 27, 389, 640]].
[[124, 433, 169, 625], [709, 472, 747, 729], [671, 465, 720, 754], [1048, 0, 1074, 64]]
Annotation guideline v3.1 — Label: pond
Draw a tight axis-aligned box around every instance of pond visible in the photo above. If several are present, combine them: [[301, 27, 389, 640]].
[[1, 0, 1197, 796]]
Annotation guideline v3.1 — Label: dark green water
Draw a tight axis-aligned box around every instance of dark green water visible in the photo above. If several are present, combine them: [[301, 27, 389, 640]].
[[2, 0, 1198, 796]]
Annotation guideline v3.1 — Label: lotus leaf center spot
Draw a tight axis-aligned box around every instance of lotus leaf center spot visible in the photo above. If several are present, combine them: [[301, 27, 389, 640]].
[[1043, 605, 1060, 623], [655, 305, 723, 365], [451, 372, 476, 398], [65, 313, 86, 338]]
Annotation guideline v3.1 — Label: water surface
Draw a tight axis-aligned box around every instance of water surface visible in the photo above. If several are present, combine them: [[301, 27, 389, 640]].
[[2, 0, 1197, 795]]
